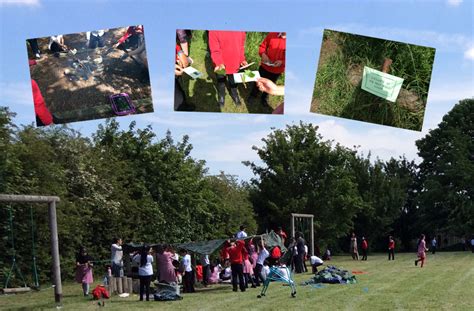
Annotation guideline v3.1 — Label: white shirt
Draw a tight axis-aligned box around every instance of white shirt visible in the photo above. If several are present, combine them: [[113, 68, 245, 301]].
[[48, 35, 63, 49], [133, 254, 153, 276], [200, 254, 210, 266], [310, 255, 323, 265], [86, 30, 105, 40], [182, 254, 192, 272], [236, 230, 247, 239], [111, 243, 123, 265], [257, 248, 270, 265], [304, 245, 308, 255], [223, 267, 232, 278]]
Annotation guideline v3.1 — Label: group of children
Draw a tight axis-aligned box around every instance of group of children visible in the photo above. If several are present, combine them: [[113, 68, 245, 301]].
[[27, 26, 144, 127], [348, 232, 432, 268], [175, 30, 286, 111]]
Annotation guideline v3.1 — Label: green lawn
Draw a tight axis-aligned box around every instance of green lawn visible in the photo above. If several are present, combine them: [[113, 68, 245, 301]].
[[2, 252, 473, 310], [177, 30, 284, 114], [311, 29, 435, 131]]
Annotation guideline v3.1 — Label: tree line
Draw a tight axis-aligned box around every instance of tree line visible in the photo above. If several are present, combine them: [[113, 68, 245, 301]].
[[0, 98, 472, 285]]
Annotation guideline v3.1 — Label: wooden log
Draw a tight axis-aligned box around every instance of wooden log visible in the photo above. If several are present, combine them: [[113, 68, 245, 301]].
[[116, 276, 123, 294], [2, 287, 31, 294], [132, 279, 140, 294], [122, 277, 128, 294], [109, 276, 115, 294]]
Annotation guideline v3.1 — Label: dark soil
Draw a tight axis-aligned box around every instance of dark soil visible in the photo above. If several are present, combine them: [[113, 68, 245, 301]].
[[27, 27, 152, 124]]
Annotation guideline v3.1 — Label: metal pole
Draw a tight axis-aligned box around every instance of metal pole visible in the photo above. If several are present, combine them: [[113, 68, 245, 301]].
[[48, 201, 62, 304]]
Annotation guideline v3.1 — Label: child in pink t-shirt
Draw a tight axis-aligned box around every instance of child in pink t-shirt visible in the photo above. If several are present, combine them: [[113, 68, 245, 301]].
[[415, 234, 429, 267]]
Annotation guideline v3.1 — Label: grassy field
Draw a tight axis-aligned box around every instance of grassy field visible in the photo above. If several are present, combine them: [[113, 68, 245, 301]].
[[311, 29, 435, 131], [2, 252, 473, 310], [177, 30, 284, 114]]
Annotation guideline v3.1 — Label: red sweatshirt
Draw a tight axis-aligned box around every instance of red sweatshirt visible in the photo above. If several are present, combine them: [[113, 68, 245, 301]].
[[227, 240, 245, 264], [31, 79, 53, 126], [388, 240, 395, 250], [117, 25, 144, 45], [362, 240, 368, 250], [259, 32, 286, 74], [208, 31, 246, 74]]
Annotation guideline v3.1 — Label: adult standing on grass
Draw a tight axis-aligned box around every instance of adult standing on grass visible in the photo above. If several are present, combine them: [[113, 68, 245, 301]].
[[110, 238, 123, 277], [249, 32, 286, 107], [388, 236, 395, 260], [236, 225, 248, 239], [75, 246, 94, 297], [156, 244, 177, 284], [179, 249, 195, 293], [208, 30, 247, 107], [227, 240, 246, 292], [415, 234, 429, 268], [361, 237, 368, 261], [295, 232, 306, 273], [350, 233, 359, 260], [133, 246, 154, 301], [431, 236, 437, 254]]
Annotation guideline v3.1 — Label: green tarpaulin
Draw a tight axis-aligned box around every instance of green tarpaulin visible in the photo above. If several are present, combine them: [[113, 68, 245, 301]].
[[123, 230, 286, 255]]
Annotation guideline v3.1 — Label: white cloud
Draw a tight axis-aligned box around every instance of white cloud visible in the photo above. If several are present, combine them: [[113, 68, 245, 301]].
[[0, 0, 40, 6], [464, 46, 474, 60], [447, 0, 463, 6]]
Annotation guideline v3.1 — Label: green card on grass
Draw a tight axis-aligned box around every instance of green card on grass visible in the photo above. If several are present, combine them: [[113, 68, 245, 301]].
[[361, 66, 404, 102]]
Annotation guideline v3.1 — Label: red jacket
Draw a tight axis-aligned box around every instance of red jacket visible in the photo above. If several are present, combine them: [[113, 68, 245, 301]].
[[31, 79, 53, 126], [362, 240, 368, 250], [208, 31, 246, 74], [117, 25, 144, 45], [227, 240, 246, 264], [388, 240, 395, 249], [259, 32, 286, 74]]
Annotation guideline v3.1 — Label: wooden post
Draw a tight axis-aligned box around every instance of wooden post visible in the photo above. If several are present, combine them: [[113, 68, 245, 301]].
[[122, 277, 128, 293], [291, 215, 295, 239], [127, 278, 133, 294], [48, 200, 62, 304], [116, 276, 123, 294], [133, 279, 139, 294], [109, 276, 115, 294], [310, 216, 314, 256]]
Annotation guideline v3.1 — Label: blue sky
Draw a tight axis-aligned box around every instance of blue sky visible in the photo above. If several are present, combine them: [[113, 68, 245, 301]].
[[1, 0, 473, 181]]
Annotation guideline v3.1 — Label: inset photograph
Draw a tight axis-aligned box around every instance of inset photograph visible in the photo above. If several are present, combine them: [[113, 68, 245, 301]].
[[174, 30, 286, 114], [26, 26, 153, 126], [311, 29, 435, 131]]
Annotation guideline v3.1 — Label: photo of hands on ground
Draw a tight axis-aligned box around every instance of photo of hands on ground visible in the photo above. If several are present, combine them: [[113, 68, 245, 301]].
[[311, 30, 435, 131], [27, 26, 153, 126], [1, 0, 473, 310], [174, 30, 286, 114]]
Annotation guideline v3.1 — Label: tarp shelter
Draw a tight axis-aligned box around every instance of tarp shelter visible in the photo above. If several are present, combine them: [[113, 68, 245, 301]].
[[123, 230, 286, 255]]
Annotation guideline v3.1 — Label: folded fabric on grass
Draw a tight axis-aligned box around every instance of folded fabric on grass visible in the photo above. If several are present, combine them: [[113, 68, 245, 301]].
[[302, 265, 357, 285]]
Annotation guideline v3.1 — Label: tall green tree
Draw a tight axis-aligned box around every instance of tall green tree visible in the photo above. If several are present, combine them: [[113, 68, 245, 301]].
[[245, 122, 363, 249], [416, 98, 474, 236]]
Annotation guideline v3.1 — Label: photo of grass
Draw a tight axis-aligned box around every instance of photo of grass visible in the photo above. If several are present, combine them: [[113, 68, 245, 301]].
[[26, 26, 153, 126], [311, 29, 435, 131], [174, 30, 286, 114]]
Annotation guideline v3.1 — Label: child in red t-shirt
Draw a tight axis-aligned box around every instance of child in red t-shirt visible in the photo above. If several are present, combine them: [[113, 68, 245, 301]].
[[361, 237, 368, 261], [388, 236, 395, 260], [249, 32, 286, 106]]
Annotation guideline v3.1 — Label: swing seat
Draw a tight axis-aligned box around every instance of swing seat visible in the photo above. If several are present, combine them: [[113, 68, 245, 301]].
[[2, 287, 32, 294]]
